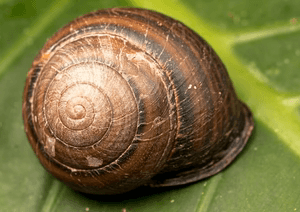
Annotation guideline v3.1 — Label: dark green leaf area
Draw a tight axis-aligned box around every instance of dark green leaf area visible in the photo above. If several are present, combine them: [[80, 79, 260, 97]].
[[0, 61, 50, 211], [52, 180, 206, 212], [184, 0, 300, 30], [0, 0, 52, 58], [209, 120, 300, 211], [234, 31, 300, 93]]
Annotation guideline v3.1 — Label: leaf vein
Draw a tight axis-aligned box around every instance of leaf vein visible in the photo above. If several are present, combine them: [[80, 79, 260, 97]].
[[196, 174, 222, 212]]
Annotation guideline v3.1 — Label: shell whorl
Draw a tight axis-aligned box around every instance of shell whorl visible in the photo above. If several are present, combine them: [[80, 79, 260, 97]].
[[33, 34, 177, 160]]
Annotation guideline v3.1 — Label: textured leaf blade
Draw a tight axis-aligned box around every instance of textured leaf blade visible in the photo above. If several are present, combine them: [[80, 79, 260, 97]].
[[0, 0, 299, 211]]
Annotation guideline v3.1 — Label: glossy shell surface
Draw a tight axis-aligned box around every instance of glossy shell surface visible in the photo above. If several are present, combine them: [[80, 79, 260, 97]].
[[22, 8, 253, 195]]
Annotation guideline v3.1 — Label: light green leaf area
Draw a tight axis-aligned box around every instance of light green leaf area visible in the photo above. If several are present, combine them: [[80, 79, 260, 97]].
[[0, 0, 299, 211]]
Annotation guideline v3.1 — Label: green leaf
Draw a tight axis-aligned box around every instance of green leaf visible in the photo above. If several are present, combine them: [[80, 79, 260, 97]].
[[0, 0, 299, 211]]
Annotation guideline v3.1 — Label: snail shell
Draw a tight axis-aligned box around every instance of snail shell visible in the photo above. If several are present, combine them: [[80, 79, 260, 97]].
[[22, 8, 253, 195]]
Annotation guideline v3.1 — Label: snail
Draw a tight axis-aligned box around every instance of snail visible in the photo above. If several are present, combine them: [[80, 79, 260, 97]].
[[22, 8, 254, 195]]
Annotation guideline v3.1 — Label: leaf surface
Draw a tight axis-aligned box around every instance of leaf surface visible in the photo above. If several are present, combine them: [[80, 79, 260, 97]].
[[0, 0, 299, 211]]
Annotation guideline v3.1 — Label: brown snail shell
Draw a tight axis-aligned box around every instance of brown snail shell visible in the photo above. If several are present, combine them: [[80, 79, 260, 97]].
[[22, 8, 254, 195]]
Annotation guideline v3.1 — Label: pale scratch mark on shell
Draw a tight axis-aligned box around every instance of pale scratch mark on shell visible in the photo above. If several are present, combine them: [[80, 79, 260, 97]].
[[158, 22, 175, 60], [86, 155, 103, 167], [85, 37, 97, 61], [143, 15, 150, 48], [50, 65, 60, 73], [118, 35, 127, 72], [44, 136, 56, 157]]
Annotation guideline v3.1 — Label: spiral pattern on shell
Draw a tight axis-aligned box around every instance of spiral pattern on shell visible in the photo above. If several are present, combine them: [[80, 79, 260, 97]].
[[22, 8, 253, 195]]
